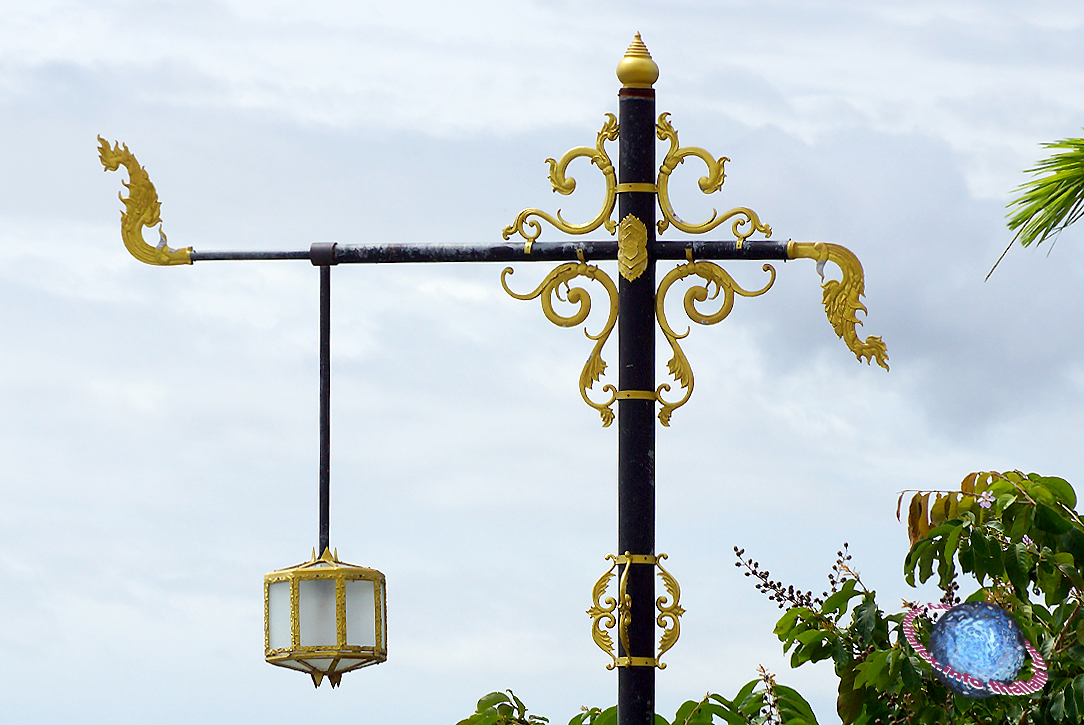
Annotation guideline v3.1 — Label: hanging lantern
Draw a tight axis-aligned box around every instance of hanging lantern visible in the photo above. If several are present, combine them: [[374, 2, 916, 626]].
[[265, 547, 387, 687]]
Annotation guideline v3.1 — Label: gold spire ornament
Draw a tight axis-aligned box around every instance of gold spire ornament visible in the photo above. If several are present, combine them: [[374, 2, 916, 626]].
[[616, 33, 659, 89]]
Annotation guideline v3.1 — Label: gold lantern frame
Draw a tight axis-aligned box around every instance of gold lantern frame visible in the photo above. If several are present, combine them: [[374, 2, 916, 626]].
[[264, 548, 388, 687]]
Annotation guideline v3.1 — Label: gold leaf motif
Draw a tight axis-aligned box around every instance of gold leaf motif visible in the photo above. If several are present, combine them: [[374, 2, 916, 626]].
[[654, 114, 772, 241], [788, 242, 890, 370], [586, 555, 620, 670], [502, 115, 619, 252], [97, 136, 192, 266], [618, 214, 649, 282], [655, 260, 776, 425], [501, 261, 619, 426], [655, 554, 684, 669]]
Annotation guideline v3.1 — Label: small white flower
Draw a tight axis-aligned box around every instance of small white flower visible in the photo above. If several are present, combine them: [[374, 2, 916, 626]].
[[977, 491, 995, 509]]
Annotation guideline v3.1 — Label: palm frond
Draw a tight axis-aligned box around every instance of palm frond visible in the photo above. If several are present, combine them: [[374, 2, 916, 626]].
[[1007, 133, 1084, 248]]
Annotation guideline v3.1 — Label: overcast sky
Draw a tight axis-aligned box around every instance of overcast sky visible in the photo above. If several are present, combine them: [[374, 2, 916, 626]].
[[2, 2, 1083, 723]]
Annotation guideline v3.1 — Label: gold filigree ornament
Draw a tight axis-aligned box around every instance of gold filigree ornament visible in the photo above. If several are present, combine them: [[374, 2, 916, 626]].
[[788, 242, 890, 370], [587, 552, 683, 669], [655, 114, 772, 243], [655, 255, 776, 425], [97, 136, 192, 266], [587, 554, 620, 669], [618, 214, 649, 282], [502, 114, 620, 253], [501, 255, 619, 426]]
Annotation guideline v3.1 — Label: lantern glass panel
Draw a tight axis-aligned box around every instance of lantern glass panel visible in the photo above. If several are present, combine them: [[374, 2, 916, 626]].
[[299, 579, 338, 646], [267, 581, 292, 650], [345, 579, 376, 647]]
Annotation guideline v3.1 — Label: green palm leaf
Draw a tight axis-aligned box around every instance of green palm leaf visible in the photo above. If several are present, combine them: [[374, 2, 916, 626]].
[[991, 132, 1084, 278], [1008, 133, 1084, 247]]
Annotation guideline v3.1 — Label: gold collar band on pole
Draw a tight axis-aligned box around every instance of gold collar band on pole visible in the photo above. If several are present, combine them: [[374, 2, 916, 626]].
[[615, 183, 657, 194], [615, 390, 657, 401]]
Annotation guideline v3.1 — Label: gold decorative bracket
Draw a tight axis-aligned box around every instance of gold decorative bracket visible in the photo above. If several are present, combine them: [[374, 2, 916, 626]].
[[501, 255, 619, 426], [502, 115, 620, 253], [587, 552, 684, 670], [655, 255, 776, 425], [97, 136, 192, 266], [655, 114, 772, 242], [788, 241, 890, 370]]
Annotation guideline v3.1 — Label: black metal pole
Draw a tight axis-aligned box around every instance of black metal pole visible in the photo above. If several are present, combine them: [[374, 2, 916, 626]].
[[312, 244, 337, 556], [617, 48, 657, 725], [319, 263, 330, 556]]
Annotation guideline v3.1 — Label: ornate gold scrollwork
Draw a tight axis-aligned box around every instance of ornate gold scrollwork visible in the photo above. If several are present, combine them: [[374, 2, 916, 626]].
[[97, 136, 192, 266], [586, 552, 684, 670], [788, 242, 890, 371], [655, 113, 772, 243], [587, 554, 620, 670], [502, 115, 620, 253], [617, 552, 633, 661], [654, 553, 683, 669], [501, 257, 619, 426], [655, 258, 776, 425]]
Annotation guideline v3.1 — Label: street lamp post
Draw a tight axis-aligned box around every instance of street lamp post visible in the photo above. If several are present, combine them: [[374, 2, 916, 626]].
[[99, 34, 887, 724]]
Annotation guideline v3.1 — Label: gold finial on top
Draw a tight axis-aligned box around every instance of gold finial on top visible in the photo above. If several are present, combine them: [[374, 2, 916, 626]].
[[616, 33, 659, 89]]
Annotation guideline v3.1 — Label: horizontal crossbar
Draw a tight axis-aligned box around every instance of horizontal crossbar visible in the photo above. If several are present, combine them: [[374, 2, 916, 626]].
[[190, 240, 794, 264]]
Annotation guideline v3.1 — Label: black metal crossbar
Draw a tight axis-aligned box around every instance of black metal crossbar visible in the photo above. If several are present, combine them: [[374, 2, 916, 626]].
[[190, 240, 793, 265]]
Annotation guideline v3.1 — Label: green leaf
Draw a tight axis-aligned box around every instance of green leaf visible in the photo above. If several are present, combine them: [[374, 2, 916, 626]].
[[774, 685, 820, 725], [478, 693, 512, 711], [775, 608, 801, 637], [1004, 541, 1034, 598], [1051, 690, 1066, 721], [730, 680, 759, 709], [900, 655, 922, 690], [1062, 527, 1084, 564], [854, 597, 879, 641], [795, 630, 829, 646], [590, 707, 617, 725], [821, 579, 861, 616], [943, 524, 963, 564], [1035, 503, 1072, 534], [917, 539, 937, 584], [1040, 476, 1077, 507], [1005, 501, 1034, 541], [672, 700, 698, 723]]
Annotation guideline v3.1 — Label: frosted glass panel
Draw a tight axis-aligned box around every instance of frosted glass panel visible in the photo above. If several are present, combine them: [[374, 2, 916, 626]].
[[336, 658, 367, 671], [277, 659, 310, 671], [299, 579, 338, 647], [302, 657, 335, 672], [345, 580, 376, 646], [267, 581, 292, 650]]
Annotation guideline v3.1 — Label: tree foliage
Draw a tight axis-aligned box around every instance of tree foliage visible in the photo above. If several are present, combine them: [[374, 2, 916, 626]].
[[764, 471, 1084, 724], [456, 673, 819, 725]]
